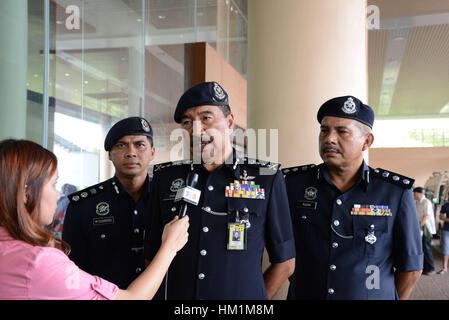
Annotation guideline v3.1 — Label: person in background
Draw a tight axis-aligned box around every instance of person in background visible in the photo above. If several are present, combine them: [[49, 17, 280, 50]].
[[413, 187, 436, 275], [0, 139, 189, 300], [438, 195, 449, 274], [46, 183, 77, 240]]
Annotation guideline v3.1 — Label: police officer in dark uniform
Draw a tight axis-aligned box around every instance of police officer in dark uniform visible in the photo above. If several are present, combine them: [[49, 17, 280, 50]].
[[144, 82, 295, 300], [63, 117, 155, 289], [283, 96, 423, 300]]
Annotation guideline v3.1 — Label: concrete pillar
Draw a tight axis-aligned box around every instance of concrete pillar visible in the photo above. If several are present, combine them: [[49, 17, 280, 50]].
[[248, 0, 368, 167], [0, 0, 28, 140], [248, 0, 368, 300]]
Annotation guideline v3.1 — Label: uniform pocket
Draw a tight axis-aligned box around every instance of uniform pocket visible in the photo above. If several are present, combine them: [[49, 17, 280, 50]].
[[226, 198, 264, 242], [352, 216, 388, 257]]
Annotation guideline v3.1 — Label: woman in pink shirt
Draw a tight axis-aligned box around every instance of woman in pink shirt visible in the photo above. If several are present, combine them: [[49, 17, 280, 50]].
[[0, 139, 189, 300]]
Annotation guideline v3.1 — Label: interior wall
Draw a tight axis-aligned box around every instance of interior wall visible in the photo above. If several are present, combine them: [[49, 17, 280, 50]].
[[369, 147, 449, 187]]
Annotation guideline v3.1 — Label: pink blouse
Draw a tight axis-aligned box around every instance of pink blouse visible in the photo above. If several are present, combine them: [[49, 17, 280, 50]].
[[0, 227, 118, 300]]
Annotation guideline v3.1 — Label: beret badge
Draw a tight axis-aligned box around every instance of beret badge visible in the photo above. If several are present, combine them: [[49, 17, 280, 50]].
[[213, 82, 226, 101], [141, 119, 150, 132], [342, 97, 357, 114]]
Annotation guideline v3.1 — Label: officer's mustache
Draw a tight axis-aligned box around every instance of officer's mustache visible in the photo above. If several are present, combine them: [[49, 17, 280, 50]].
[[322, 146, 342, 154]]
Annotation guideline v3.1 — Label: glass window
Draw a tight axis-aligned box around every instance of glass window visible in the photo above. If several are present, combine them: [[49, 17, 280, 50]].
[[18, 0, 248, 192]]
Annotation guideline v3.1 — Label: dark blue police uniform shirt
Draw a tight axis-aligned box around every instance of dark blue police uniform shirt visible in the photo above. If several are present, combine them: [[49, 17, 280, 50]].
[[440, 203, 449, 231], [62, 175, 151, 289], [283, 161, 423, 300], [144, 151, 296, 300]]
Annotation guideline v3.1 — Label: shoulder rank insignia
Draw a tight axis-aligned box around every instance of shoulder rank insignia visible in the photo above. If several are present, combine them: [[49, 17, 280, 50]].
[[69, 182, 106, 203], [153, 159, 192, 174], [243, 157, 280, 170], [372, 168, 414, 189], [282, 164, 316, 176]]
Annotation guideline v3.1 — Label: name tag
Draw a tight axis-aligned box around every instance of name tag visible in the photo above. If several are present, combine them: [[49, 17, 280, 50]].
[[296, 200, 317, 210], [93, 217, 115, 226]]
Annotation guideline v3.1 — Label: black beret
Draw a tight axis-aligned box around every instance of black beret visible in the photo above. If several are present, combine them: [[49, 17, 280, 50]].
[[174, 81, 229, 123], [413, 187, 424, 193], [104, 117, 153, 151], [317, 96, 374, 129]]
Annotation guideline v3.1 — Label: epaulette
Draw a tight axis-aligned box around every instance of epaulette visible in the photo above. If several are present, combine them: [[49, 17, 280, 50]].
[[281, 164, 317, 176], [152, 159, 192, 173], [372, 168, 414, 189], [69, 181, 107, 203], [242, 157, 280, 171]]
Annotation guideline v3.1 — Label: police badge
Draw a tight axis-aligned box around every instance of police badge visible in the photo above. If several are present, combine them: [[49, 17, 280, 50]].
[[304, 187, 318, 200], [213, 82, 226, 101], [170, 178, 185, 192], [342, 97, 357, 114], [96, 202, 110, 216], [141, 119, 150, 132]]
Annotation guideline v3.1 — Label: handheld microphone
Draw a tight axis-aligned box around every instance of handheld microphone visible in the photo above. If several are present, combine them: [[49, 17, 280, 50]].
[[176, 171, 200, 218]]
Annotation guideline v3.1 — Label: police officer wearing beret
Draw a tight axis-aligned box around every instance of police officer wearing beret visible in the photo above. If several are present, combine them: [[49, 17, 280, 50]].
[[282, 96, 423, 300], [144, 82, 296, 300], [63, 117, 156, 289]]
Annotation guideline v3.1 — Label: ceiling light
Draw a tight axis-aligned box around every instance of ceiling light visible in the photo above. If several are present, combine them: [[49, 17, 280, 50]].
[[84, 80, 89, 84], [158, 15, 166, 19], [65, 73, 70, 77], [56, 20, 63, 25], [136, 18, 142, 22], [33, 74, 39, 78]]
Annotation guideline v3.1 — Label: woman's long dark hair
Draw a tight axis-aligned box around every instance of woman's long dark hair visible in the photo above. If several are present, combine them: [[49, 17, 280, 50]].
[[0, 139, 70, 254]]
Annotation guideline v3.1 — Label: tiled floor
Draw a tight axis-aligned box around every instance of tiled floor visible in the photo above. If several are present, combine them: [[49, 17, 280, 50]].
[[409, 239, 449, 300]]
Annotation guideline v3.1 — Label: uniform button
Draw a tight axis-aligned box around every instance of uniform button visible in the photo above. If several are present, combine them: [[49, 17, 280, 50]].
[[134, 210, 138, 215], [171, 207, 176, 212], [208, 185, 214, 191], [328, 288, 334, 295], [100, 234, 106, 239], [205, 206, 211, 212], [336, 199, 342, 205], [136, 267, 142, 273], [243, 208, 249, 213], [203, 227, 209, 233], [333, 220, 340, 226], [330, 264, 336, 271], [198, 273, 205, 280], [134, 228, 140, 234], [301, 215, 307, 220], [200, 250, 207, 256], [332, 242, 339, 248]]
